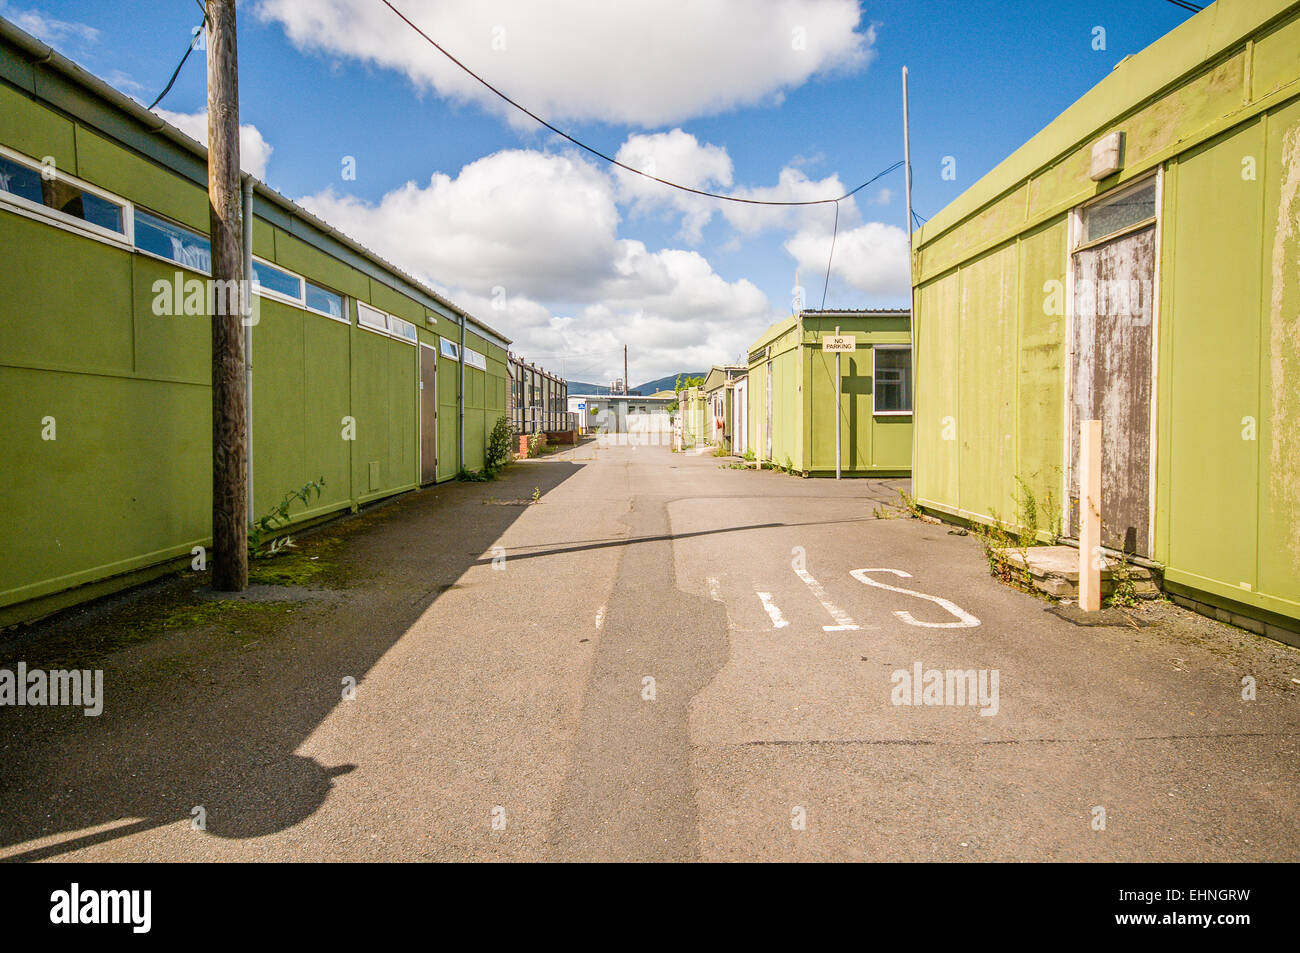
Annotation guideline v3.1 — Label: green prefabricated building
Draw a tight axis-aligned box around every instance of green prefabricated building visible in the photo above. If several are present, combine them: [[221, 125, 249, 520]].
[[745, 309, 912, 476], [0, 17, 512, 624], [702, 364, 746, 454], [678, 386, 707, 448], [911, 0, 1300, 637]]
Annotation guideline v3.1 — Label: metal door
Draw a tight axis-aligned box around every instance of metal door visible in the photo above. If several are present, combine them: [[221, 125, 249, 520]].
[[419, 343, 438, 484]]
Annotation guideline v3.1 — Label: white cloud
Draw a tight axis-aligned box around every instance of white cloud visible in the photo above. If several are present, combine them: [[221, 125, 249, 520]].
[[0, 2, 99, 46], [614, 130, 733, 243], [786, 220, 910, 300], [300, 149, 619, 301], [296, 147, 774, 383], [154, 109, 275, 180], [721, 165, 855, 237], [255, 0, 874, 127], [609, 133, 866, 248]]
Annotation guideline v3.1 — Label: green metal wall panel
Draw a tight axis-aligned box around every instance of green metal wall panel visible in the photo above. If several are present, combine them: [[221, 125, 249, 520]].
[[302, 315, 354, 513], [274, 231, 368, 299], [387, 342, 418, 488], [0, 210, 133, 374], [251, 298, 309, 517], [463, 365, 487, 470], [914, 272, 960, 508], [1016, 219, 1068, 525], [437, 352, 459, 480], [1255, 99, 1300, 612], [132, 254, 209, 384], [1164, 122, 1263, 598], [370, 278, 426, 324], [76, 125, 207, 231], [956, 243, 1019, 521], [871, 415, 913, 469], [0, 366, 210, 607], [0, 80, 75, 173]]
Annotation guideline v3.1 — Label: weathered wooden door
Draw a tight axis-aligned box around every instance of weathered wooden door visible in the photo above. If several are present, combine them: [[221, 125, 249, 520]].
[[419, 343, 438, 484], [1068, 223, 1155, 555]]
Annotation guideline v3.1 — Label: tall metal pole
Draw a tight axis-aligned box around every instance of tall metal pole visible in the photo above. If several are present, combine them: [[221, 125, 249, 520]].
[[208, 0, 247, 591], [902, 65, 919, 487], [835, 324, 841, 481], [903, 67, 914, 249], [623, 344, 628, 396]]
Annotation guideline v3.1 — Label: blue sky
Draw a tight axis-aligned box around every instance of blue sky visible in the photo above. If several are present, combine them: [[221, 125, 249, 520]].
[[6, 0, 1202, 384]]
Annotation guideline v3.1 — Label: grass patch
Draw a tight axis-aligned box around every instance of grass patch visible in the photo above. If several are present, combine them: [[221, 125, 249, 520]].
[[247, 532, 345, 587], [158, 599, 301, 637], [874, 488, 923, 520], [973, 510, 1038, 596], [1106, 546, 1140, 608], [2, 589, 307, 670]]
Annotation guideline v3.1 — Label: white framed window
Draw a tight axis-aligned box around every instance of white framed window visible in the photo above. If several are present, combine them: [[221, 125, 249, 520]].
[[134, 207, 211, 273], [387, 314, 418, 344], [464, 347, 487, 370], [439, 338, 459, 360], [305, 281, 346, 323], [873, 345, 912, 415], [1073, 174, 1157, 250], [0, 144, 132, 246], [357, 301, 389, 333], [250, 257, 305, 304]]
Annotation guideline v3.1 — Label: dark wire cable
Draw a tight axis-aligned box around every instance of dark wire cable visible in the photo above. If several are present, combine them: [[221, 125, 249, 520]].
[[1164, 0, 1203, 13], [380, 0, 903, 208], [147, 11, 208, 110]]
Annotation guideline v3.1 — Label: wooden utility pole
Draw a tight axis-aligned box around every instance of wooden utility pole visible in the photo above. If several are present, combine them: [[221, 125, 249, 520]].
[[207, 0, 248, 591]]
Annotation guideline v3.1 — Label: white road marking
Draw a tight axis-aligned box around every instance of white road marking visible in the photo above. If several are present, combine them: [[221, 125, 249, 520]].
[[756, 591, 789, 628], [595, 606, 606, 629], [850, 568, 981, 628], [793, 567, 860, 631], [707, 576, 722, 601]]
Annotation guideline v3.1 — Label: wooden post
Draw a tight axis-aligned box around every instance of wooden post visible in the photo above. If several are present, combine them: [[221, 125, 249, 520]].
[[207, 0, 247, 591], [1079, 419, 1102, 611]]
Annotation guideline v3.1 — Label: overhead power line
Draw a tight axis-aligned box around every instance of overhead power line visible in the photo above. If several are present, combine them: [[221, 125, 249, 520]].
[[380, 0, 903, 209], [1164, 0, 1203, 13], [147, 5, 209, 111]]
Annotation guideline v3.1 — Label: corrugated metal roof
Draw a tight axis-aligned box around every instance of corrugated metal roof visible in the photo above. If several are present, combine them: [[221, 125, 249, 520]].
[[800, 308, 911, 315]]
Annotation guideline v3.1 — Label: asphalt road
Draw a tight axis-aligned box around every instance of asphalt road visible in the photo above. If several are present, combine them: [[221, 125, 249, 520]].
[[2, 441, 1298, 861]]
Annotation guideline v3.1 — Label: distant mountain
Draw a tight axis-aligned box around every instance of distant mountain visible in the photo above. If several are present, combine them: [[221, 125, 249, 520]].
[[636, 373, 707, 394], [566, 381, 611, 395], [565, 372, 706, 396]]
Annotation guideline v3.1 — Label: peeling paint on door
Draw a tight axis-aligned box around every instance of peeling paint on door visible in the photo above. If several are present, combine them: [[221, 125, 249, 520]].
[[1069, 225, 1156, 556]]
